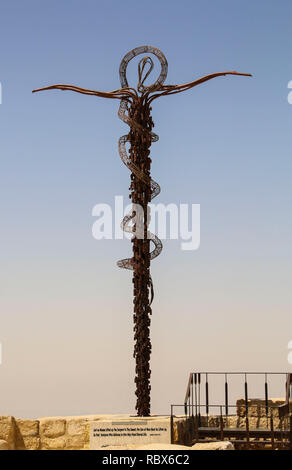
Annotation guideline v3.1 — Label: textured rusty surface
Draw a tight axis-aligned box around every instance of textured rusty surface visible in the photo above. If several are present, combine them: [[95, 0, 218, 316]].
[[33, 46, 251, 417], [129, 100, 153, 416]]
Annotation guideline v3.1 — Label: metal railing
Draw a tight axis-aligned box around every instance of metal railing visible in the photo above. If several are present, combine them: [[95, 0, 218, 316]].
[[184, 372, 291, 418], [171, 372, 292, 449]]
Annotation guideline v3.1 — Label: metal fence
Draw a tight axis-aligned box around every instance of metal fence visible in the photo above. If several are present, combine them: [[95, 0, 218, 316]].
[[171, 372, 292, 449]]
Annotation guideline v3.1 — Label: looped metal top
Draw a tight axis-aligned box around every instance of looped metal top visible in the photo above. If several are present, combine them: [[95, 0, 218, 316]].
[[119, 45, 168, 93], [137, 57, 154, 93]]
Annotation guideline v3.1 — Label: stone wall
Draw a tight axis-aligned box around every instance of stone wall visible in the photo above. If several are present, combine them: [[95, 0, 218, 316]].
[[0, 414, 113, 450], [0, 414, 189, 450], [0, 400, 288, 450], [194, 398, 290, 431]]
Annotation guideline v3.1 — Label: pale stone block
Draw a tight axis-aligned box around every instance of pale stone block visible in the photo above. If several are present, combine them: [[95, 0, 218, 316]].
[[66, 435, 86, 450], [40, 418, 66, 438], [67, 418, 87, 436], [41, 436, 66, 450], [84, 422, 90, 449], [192, 441, 234, 450], [0, 440, 9, 450], [0, 416, 16, 449], [16, 419, 39, 437], [22, 437, 40, 450]]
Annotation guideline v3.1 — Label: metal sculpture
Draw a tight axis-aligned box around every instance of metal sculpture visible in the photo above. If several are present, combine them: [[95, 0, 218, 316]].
[[33, 46, 251, 416]]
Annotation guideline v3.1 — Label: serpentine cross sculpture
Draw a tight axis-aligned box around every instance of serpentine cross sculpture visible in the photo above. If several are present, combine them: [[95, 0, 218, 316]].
[[33, 46, 251, 416]]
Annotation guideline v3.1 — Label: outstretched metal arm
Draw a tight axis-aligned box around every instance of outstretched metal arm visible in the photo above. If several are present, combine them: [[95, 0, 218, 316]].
[[148, 70, 252, 102], [32, 83, 137, 100]]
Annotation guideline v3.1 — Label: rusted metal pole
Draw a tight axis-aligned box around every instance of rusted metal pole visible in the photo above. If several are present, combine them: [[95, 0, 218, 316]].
[[129, 99, 153, 415]]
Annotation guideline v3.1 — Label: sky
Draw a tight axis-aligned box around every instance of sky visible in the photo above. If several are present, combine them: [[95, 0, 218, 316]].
[[0, 0, 291, 418]]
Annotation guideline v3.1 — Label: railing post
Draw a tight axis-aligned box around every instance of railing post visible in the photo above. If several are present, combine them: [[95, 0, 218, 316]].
[[286, 373, 291, 404], [205, 373, 209, 416], [244, 373, 248, 411], [245, 402, 250, 449], [219, 406, 224, 441], [225, 373, 229, 416], [184, 372, 192, 416], [191, 373, 194, 417], [198, 373, 201, 427], [194, 373, 198, 419], [270, 408, 275, 450], [194, 413, 199, 443], [265, 373, 269, 417], [170, 405, 174, 444]]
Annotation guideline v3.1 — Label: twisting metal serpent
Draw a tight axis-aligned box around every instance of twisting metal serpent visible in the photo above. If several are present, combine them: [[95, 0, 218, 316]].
[[116, 46, 166, 278], [33, 46, 251, 416]]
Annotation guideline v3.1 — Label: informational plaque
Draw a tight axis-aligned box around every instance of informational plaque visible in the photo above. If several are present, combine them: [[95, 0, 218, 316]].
[[90, 419, 170, 449]]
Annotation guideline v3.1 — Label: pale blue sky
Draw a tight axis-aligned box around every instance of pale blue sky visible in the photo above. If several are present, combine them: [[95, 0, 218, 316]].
[[0, 0, 291, 417]]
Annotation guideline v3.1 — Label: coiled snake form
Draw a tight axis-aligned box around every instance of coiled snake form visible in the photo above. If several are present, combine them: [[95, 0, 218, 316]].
[[33, 46, 251, 416], [116, 46, 167, 298]]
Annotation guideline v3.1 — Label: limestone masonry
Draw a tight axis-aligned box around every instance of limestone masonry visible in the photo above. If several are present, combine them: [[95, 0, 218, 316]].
[[0, 398, 288, 450], [0, 414, 187, 450]]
